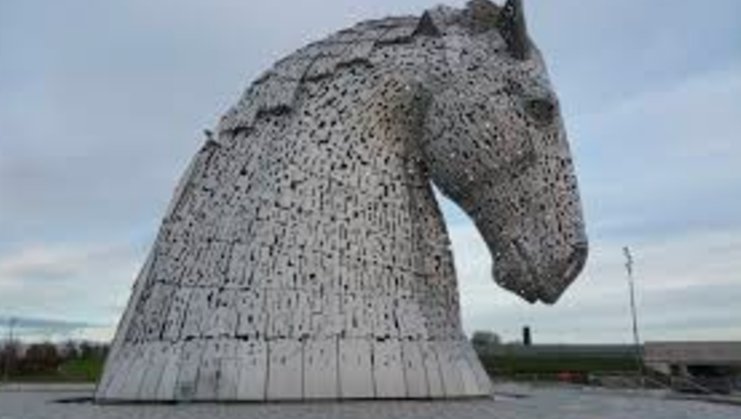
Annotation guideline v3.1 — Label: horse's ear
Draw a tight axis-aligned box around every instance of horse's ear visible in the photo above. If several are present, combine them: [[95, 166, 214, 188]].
[[497, 0, 531, 60], [413, 11, 442, 37]]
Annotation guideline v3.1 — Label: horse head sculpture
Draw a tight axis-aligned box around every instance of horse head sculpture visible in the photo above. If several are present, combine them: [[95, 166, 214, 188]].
[[96, 0, 587, 402], [417, 0, 588, 303]]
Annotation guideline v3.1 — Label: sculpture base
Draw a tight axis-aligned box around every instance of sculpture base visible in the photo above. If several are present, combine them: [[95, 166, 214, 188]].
[[95, 338, 491, 402]]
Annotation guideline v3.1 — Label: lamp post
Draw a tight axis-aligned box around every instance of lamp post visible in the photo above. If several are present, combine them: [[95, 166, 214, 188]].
[[623, 246, 643, 384], [3, 317, 17, 383]]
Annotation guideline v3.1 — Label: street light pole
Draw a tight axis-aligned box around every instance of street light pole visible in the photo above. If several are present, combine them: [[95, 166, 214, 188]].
[[3, 317, 16, 383], [623, 246, 643, 384]]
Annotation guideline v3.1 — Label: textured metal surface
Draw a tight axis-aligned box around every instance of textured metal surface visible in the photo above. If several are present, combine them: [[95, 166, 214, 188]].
[[96, 0, 587, 402]]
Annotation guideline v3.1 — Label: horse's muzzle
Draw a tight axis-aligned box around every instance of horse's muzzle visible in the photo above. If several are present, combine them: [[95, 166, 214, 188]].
[[538, 242, 588, 304], [493, 239, 588, 304]]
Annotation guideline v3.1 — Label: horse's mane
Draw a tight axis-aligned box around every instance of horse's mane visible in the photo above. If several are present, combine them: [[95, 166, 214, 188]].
[[217, 0, 500, 136], [216, 16, 420, 134], [216, 2, 503, 136]]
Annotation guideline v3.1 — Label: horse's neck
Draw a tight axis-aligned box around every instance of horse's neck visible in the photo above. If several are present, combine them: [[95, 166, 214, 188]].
[[231, 74, 453, 278], [200, 70, 460, 329]]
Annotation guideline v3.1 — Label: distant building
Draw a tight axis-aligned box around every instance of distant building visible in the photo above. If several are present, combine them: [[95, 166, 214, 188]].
[[475, 342, 636, 358], [644, 341, 741, 393]]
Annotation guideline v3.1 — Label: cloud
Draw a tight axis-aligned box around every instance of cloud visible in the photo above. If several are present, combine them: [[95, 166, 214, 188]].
[[0, 316, 113, 342], [569, 62, 741, 242], [450, 221, 741, 343], [0, 240, 143, 341], [0, 316, 100, 330], [531, 0, 741, 116]]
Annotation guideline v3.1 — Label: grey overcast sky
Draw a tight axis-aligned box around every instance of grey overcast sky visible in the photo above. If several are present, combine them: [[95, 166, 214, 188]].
[[1, 0, 740, 343]]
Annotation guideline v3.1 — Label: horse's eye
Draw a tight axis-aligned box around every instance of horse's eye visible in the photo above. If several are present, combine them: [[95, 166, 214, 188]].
[[525, 98, 556, 126]]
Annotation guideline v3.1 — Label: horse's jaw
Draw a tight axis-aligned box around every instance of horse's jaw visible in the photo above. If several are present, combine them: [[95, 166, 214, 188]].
[[460, 192, 588, 305], [489, 234, 588, 304]]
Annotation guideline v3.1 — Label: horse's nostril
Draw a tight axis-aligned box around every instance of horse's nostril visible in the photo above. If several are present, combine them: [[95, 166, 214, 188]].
[[525, 98, 556, 125]]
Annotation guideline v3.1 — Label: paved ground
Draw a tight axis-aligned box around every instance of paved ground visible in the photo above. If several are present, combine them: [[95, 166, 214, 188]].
[[1, 383, 739, 419]]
